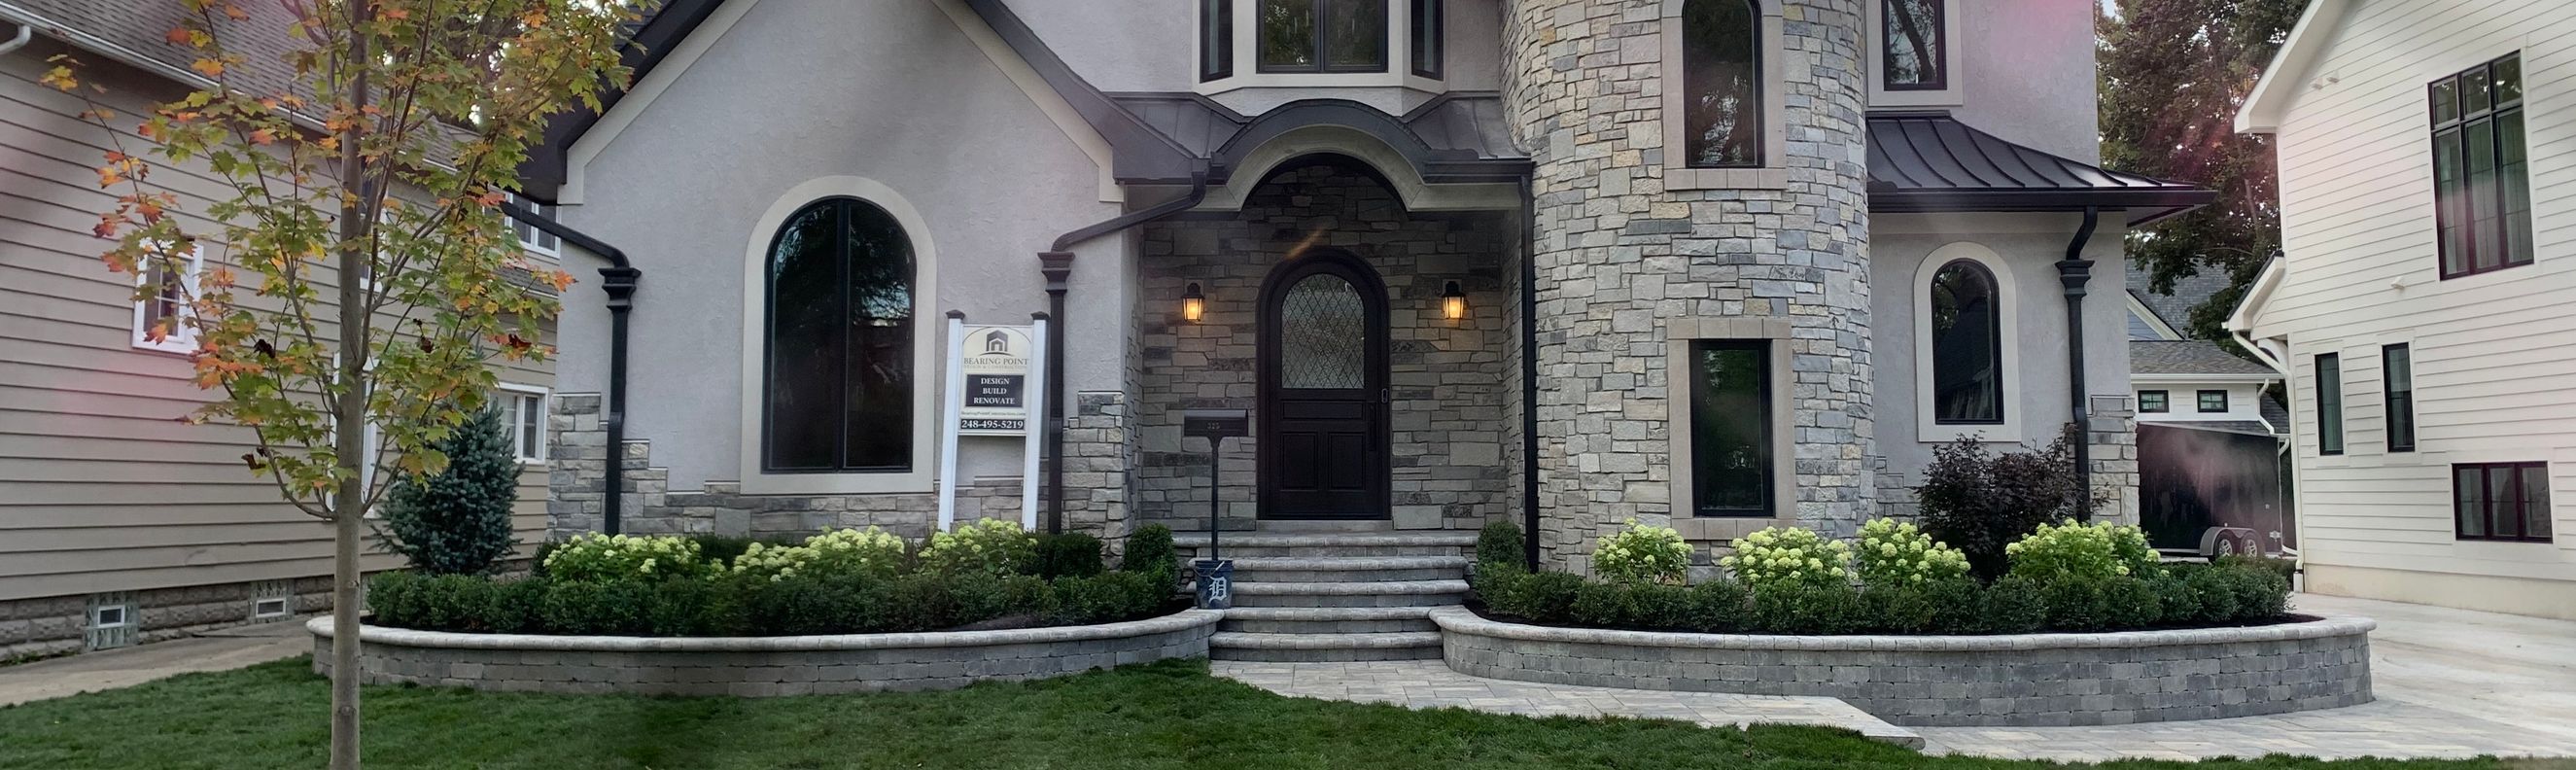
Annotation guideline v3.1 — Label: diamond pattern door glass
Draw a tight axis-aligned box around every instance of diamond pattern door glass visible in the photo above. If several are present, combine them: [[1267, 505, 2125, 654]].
[[1279, 274, 1366, 389]]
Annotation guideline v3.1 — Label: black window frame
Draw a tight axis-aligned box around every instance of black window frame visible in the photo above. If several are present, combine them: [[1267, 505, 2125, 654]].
[[2453, 462, 2553, 542], [2430, 52, 2533, 279], [1680, 0, 1764, 169], [2139, 390, 2169, 413], [1928, 259, 2004, 426], [1688, 339, 1774, 517], [760, 197, 919, 474], [2196, 389, 2229, 413], [1880, 0, 1946, 91], [1256, 0, 1391, 75], [1409, 0, 1444, 79], [2384, 343, 2416, 452], [2315, 353, 2344, 456], [1201, 0, 1235, 82]]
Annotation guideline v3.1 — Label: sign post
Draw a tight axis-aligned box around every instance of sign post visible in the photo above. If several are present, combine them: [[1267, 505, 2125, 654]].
[[935, 314, 1048, 532]]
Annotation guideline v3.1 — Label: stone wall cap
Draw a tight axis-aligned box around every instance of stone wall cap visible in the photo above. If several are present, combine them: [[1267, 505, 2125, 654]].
[[311, 609, 1222, 652], [1426, 607, 2375, 651]]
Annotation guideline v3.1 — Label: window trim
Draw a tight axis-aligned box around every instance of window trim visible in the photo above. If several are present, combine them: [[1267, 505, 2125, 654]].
[[2138, 390, 2169, 413], [2315, 352, 2344, 456], [2430, 52, 2532, 280], [129, 242, 204, 354], [1659, 0, 1789, 190], [2453, 461, 2553, 543], [1864, 0, 1964, 107], [736, 177, 938, 496], [2196, 389, 2229, 414], [1254, 0, 1392, 75], [1876, 0, 1948, 91], [505, 192, 561, 258], [497, 382, 550, 465], [1914, 243, 2022, 441], [1667, 317, 1795, 526], [2383, 343, 2416, 453]]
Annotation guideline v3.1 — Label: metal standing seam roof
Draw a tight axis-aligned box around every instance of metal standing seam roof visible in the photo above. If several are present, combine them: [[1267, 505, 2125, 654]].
[[1865, 112, 2214, 223]]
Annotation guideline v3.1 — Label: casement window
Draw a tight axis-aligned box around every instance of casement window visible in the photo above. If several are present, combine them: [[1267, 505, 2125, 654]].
[[1688, 339, 1772, 516], [497, 384, 548, 464], [1408, 0, 1443, 79], [1880, 0, 1944, 90], [2430, 52, 2532, 279], [2315, 353, 2344, 456], [2197, 390, 2228, 413], [1257, 0, 1388, 74], [1928, 259, 2003, 424], [763, 197, 917, 472], [2384, 344, 2415, 452], [505, 192, 559, 257], [130, 244, 203, 354], [1201, 0, 1233, 81], [2454, 462, 2552, 542], [2139, 390, 2169, 413], [1681, 0, 1762, 168]]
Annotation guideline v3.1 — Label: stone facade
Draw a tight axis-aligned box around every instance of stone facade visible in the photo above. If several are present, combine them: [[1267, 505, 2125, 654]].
[[312, 610, 1220, 696], [1434, 608, 2377, 727], [545, 392, 1134, 542], [1131, 164, 1516, 532], [1507, 0, 1878, 565], [2, 577, 326, 662]]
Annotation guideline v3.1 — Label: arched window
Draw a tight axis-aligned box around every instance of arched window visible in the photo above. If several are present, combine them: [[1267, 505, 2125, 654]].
[[1682, 0, 1760, 168], [764, 198, 916, 472], [1928, 259, 2002, 424]]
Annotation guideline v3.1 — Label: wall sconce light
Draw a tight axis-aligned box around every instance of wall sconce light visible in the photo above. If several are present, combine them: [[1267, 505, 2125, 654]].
[[1441, 280, 1467, 321], [1181, 282, 1206, 324]]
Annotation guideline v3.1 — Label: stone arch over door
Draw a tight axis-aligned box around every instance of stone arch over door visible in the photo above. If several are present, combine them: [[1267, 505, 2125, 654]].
[[1257, 248, 1392, 519]]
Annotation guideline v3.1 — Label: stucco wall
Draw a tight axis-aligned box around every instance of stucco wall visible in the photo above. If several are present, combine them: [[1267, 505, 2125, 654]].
[[1950, 0, 2101, 162], [549, 0, 1127, 496]]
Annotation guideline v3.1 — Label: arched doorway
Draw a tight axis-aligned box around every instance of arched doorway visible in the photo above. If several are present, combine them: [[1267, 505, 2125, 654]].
[[1257, 248, 1390, 519]]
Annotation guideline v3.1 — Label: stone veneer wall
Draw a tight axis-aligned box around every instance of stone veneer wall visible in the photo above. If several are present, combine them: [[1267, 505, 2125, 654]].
[[2, 577, 329, 661], [1506, 0, 1878, 566], [1131, 164, 1514, 531], [545, 393, 1133, 542], [1434, 608, 2376, 727], [311, 610, 1221, 696]]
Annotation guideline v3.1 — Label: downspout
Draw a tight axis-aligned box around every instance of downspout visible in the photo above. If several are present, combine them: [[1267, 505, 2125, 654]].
[[504, 201, 639, 536], [0, 22, 32, 56], [1037, 170, 1208, 533], [1517, 176, 1541, 571], [2057, 206, 2102, 517]]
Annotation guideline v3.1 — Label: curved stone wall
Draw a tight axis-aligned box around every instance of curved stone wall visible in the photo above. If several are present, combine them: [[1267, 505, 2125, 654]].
[[1432, 608, 2374, 726], [1505, 0, 1878, 562], [310, 610, 1221, 696]]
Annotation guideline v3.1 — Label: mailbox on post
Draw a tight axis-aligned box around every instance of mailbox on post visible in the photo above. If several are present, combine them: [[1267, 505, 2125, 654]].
[[1181, 409, 1248, 610]]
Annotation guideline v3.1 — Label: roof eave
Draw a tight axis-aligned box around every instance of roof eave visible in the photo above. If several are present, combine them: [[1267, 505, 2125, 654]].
[[2236, 0, 2350, 135], [1868, 190, 2218, 220]]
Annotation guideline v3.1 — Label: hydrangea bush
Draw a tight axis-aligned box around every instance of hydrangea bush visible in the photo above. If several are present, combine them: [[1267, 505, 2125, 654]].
[[921, 518, 1037, 577], [2004, 519, 2160, 581], [1721, 526, 1851, 590], [540, 533, 707, 582], [1852, 518, 1971, 587], [1592, 519, 1692, 584]]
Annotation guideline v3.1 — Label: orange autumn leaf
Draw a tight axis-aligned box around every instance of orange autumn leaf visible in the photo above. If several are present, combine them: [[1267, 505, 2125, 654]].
[[165, 26, 191, 45], [250, 128, 276, 145], [190, 58, 224, 78]]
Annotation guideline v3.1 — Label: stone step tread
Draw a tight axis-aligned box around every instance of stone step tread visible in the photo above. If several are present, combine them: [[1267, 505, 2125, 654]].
[[1208, 631, 1444, 650], [1214, 556, 1470, 570], [1230, 579, 1469, 596], [1220, 606, 1438, 621], [1172, 532, 1479, 548]]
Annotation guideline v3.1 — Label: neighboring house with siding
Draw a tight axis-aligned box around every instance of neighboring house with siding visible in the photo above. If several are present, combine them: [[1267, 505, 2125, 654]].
[[2126, 263, 2290, 557], [519, 0, 2209, 660], [2234, 0, 2574, 619], [0, 1, 559, 659]]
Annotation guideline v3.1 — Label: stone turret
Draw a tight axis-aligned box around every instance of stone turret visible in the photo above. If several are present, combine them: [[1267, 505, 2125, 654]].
[[1504, 0, 1878, 569]]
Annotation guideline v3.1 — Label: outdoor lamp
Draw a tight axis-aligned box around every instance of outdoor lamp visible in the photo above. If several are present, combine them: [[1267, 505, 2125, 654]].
[[1441, 280, 1468, 321], [1181, 282, 1206, 324]]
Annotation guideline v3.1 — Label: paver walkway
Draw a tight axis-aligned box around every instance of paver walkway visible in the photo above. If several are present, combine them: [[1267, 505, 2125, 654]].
[[1212, 659, 1925, 747], [0, 619, 306, 707]]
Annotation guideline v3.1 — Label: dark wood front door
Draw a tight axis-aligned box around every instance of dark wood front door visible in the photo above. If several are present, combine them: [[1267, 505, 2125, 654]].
[[1258, 250, 1390, 519]]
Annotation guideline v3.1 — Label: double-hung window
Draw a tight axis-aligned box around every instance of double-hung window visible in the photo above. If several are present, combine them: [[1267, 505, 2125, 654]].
[[498, 385, 548, 464], [2430, 53, 2532, 278], [2454, 462, 2552, 542], [2384, 344, 2415, 452], [131, 242, 202, 354], [506, 193, 559, 257]]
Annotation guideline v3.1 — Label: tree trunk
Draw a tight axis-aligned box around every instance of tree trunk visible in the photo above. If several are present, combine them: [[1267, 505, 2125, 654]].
[[330, 3, 372, 769]]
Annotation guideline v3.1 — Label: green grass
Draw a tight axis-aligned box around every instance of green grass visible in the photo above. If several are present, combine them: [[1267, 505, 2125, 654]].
[[0, 657, 2535, 770]]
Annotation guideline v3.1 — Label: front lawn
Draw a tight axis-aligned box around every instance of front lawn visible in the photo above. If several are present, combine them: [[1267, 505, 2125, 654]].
[[0, 657, 2517, 770]]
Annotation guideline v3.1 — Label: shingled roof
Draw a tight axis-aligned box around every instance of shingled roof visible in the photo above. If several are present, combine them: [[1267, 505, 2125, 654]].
[[2132, 339, 2277, 376]]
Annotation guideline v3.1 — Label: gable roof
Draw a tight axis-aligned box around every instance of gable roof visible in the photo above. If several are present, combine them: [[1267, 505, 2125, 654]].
[[1865, 112, 2215, 225], [2125, 258, 2235, 335], [2236, 0, 2352, 134], [1, 0, 306, 102]]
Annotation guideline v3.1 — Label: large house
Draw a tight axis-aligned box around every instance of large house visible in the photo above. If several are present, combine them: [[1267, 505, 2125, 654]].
[[2234, 0, 2574, 619], [0, 2, 560, 659], [516, 0, 2210, 658]]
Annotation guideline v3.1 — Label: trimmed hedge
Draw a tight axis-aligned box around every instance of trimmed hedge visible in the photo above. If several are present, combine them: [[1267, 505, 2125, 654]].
[[369, 568, 1175, 637]]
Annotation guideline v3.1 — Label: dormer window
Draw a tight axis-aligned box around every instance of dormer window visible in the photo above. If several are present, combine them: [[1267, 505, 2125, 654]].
[[1200, 0, 1440, 88], [1881, 0, 1945, 90]]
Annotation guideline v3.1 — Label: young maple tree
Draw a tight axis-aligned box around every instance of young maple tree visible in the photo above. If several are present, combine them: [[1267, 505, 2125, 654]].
[[44, 1, 631, 766]]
